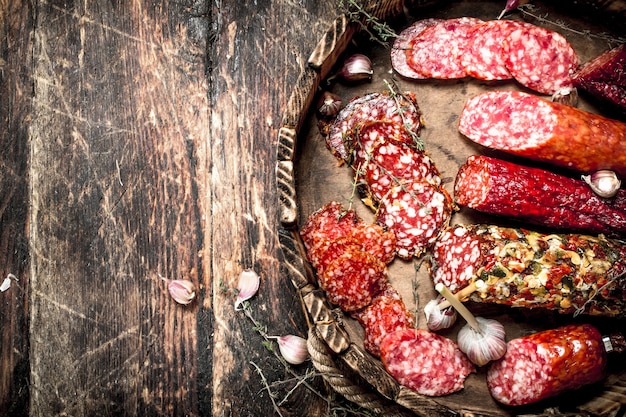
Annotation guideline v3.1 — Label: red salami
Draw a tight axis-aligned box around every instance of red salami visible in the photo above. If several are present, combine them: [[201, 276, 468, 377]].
[[502, 24, 578, 94], [308, 236, 362, 278], [454, 155, 626, 236], [352, 120, 421, 171], [380, 328, 475, 396], [347, 223, 397, 265], [407, 17, 483, 79], [352, 286, 414, 357], [458, 90, 626, 177], [461, 20, 528, 80], [487, 324, 607, 406], [377, 180, 453, 259], [300, 201, 361, 253], [572, 43, 626, 112], [326, 93, 422, 161], [391, 18, 442, 79], [320, 248, 387, 312]]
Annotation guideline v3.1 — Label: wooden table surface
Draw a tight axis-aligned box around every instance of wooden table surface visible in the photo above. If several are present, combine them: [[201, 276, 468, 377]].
[[0, 0, 342, 415]]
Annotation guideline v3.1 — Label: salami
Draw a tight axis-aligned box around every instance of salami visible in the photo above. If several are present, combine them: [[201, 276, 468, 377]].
[[429, 224, 626, 317], [461, 20, 527, 80], [377, 180, 454, 259], [487, 324, 607, 406], [458, 90, 626, 177], [391, 18, 442, 79], [352, 286, 414, 357], [326, 92, 422, 161], [299, 201, 361, 253], [347, 223, 397, 265], [502, 24, 578, 94], [572, 43, 626, 112], [454, 155, 626, 236], [380, 328, 475, 396], [407, 17, 483, 79], [308, 236, 362, 278]]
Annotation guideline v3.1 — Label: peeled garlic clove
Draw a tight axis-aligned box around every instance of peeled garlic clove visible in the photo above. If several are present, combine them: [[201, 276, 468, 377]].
[[316, 91, 342, 118], [424, 298, 457, 331], [457, 317, 507, 366], [235, 269, 260, 310], [276, 335, 309, 365], [168, 279, 196, 305], [582, 170, 621, 198], [338, 54, 373, 82]]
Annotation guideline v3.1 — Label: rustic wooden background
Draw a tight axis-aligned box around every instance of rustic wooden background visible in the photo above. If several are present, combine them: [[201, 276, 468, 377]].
[[0, 0, 340, 415]]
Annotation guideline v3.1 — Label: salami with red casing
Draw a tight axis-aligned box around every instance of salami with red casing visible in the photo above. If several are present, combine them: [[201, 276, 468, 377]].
[[487, 324, 607, 406], [458, 90, 626, 177]]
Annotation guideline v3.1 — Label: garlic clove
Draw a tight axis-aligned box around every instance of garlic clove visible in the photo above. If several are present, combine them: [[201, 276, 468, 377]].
[[424, 297, 457, 331], [457, 317, 507, 366], [167, 279, 196, 305], [582, 170, 621, 198], [338, 54, 373, 82], [235, 269, 260, 310], [316, 91, 342, 118], [551, 87, 579, 107], [275, 335, 309, 365]]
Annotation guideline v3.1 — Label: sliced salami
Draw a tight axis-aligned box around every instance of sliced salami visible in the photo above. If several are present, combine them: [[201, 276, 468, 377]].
[[300, 201, 361, 253], [458, 90, 626, 177], [320, 248, 387, 312], [352, 286, 414, 357], [503, 24, 579, 94], [487, 324, 607, 406], [461, 20, 529, 80], [308, 236, 362, 278], [347, 223, 397, 265], [391, 18, 443, 79], [380, 328, 475, 396], [327, 93, 422, 161], [352, 120, 421, 171], [377, 180, 453, 259], [407, 17, 483, 79]]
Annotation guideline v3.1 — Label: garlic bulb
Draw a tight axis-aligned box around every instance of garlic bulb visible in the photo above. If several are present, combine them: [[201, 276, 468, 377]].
[[424, 297, 457, 331], [275, 335, 309, 365], [167, 279, 196, 305], [582, 170, 621, 198], [235, 269, 260, 310], [457, 317, 507, 366]]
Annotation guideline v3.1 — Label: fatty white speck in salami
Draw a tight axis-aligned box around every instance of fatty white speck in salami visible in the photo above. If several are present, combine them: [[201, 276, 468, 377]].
[[487, 324, 607, 406], [380, 328, 475, 396], [391, 18, 442, 79], [503, 24, 578, 94], [461, 20, 529, 80], [300, 201, 362, 253], [377, 180, 453, 259], [407, 17, 483, 79], [328, 93, 422, 161], [320, 248, 387, 312], [429, 224, 483, 292]]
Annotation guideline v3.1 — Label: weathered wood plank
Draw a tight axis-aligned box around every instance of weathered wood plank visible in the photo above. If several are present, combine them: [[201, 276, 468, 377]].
[[29, 1, 209, 415], [0, 1, 33, 415]]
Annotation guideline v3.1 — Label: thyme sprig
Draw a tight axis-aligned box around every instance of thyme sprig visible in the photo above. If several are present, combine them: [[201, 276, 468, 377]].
[[338, 0, 398, 47]]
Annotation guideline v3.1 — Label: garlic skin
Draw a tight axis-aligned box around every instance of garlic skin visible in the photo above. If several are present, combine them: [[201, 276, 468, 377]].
[[235, 269, 260, 310], [424, 298, 457, 331], [457, 317, 507, 366], [276, 335, 309, 365], [316, 91, 342, 118], [167, 279, 196, 305], [582, 170, 621, 198], [339, 54, 373, 82], [551, 87, 579, 107]]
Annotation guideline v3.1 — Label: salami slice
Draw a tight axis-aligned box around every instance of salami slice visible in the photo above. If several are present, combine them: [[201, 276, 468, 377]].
[[407, 17, 483, 79], [461, 20, 529, 80], [320, 248, 387, 312], [487, 324, 607, 406], [458, 90, 626, 177], [352, 286, 414, 357], [308, 236, 362, 278], [327, 92, 422, 161], [347, 223, 397, 265], [503, 24, 578, 94], [377, 180, 453, 259], [391, 18, 442, 79], [380, 328, 475, 396], [454, 155, 626, 236], [299, 201, 361, 253], [352, 120, 421, 171], [429, 224, 626, 317]]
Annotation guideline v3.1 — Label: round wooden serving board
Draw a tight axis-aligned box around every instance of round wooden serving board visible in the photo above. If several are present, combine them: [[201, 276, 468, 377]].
[[276, 1, 626, 416]]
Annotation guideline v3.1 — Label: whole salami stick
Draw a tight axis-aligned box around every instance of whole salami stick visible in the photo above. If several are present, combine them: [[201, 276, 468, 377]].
[[454, 155, 626, 237], [429, 224, 626, 318], [458, 90, 626, 177], [487, 324, 610, 406]]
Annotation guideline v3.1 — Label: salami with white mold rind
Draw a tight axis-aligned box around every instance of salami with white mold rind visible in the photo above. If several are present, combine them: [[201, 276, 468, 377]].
[[391, 18, 443, 79], [458, 90, 626, 177]]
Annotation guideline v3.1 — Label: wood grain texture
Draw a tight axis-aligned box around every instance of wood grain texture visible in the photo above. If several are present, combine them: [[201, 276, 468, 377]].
[[0, 1, 33, 415]]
